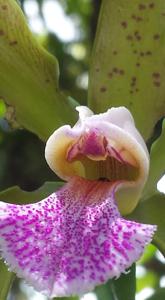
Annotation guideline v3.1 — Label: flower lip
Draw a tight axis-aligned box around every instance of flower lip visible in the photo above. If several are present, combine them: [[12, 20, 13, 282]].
[[0, 177, 157, 297]]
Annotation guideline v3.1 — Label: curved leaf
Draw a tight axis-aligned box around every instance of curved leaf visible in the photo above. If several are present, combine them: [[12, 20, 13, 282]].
[[0, 260, 15, 300], [128, 193, 165, 256], [143, 120, 165, 199], [0, 181, 64, 204], [110, 264, 136, 300], [0, 0, 77, 140], [95, 264, 136, 300], [95, 281, 114, 300], [88, 0, 165, 139]]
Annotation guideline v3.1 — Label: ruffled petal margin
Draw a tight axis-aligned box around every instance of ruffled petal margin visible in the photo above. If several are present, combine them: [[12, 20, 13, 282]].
[[0, 178, 156, 297]]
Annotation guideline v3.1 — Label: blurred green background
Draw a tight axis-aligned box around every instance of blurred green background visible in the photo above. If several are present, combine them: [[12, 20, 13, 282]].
[[0, 1, 164, 300], [0, 0, 99, 192]]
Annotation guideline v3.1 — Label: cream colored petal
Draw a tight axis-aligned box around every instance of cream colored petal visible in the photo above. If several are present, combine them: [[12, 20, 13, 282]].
[[45, 107, 93, 180], [76, 106, 93, 124], [45, 106, 149, 214], [45, 125, 85, 181], [85, 106, 148, 157]]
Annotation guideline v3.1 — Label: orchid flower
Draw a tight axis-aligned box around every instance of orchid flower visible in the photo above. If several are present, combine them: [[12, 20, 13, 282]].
[[0, 106, 156, 298]]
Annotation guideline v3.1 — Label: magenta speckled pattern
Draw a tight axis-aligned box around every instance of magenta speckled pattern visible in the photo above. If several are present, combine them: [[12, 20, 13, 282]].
[[0, 178, 156, 297]]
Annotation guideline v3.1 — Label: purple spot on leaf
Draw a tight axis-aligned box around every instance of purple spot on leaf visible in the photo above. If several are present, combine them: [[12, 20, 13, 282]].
[[153, 34, 160, 40], [9, 41, 18, 46], [146, 51, 152, 56], [100, 87, 107, 93], [108, 73, 113, 78], [138, 4, 146, 10], [1, 5, 7, 10], [126, 35, 133, 41], [113, 67, 118, 73], [119, 70, 125, 75], [149, 3, 155, 9], [152, 72, 160, 78], [136, 62, 141, 67], [153, 81, 161, 87], [121, 21, 127, 29]]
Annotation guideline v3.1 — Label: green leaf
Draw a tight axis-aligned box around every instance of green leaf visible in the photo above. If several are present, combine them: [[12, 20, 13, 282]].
[[0, 181, 64, 204], [0, 99, 6, 117], [53, 297, 79, 300], [136, 271, 159, 292], [128, 193, 165, 256], [95, 264, 136, 300], [146, 289, 165, 300], [95, 281, 114, 300], [0, 0, 77, 140], [143, 120, 165, 199], [111, 264, 136, 300], [88, 0, 165, 139], [138, 244, 156, 264], [0, 260, 15, 300]]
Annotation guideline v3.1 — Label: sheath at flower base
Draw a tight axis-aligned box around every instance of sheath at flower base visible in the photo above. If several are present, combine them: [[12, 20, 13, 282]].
[[0, 106, 156, 298]]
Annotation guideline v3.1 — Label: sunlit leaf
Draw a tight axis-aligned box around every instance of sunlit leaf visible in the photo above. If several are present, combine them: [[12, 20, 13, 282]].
[[138, 244, 156, 264], [88, 0, 165, 139], [136, 271, 159, 292], [0, 99, 6, 117], [53, 297, 79, 300], [143, 120, 165, 199], [0, 0, 77, 140], [128, 193, 165, 256], [146, 288, 165, 300], [0, 181, 64, 204], [0, 260, 15, 300]]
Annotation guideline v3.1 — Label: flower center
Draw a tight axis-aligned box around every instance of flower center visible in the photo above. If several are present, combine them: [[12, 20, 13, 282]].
[[66, 130, 139, 182]]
